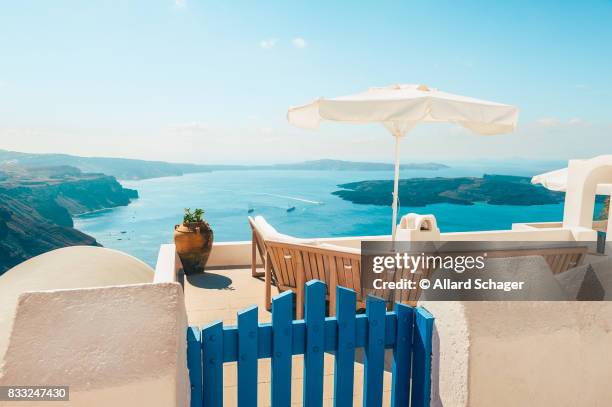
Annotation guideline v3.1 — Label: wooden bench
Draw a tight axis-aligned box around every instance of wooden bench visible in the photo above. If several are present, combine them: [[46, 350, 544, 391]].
[[263, 239, 362, 318], [250, 217, 589, 316]]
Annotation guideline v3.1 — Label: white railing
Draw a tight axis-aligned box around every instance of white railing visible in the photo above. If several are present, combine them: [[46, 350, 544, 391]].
[[155, 221, 602, 270], [154, 243, 183, 283]]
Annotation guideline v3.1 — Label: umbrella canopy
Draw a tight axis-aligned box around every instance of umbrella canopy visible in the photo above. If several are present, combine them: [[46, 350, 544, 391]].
[[532, 166, 612, 195], [288, 84, 519, 239], [288, 84, 518, 136]]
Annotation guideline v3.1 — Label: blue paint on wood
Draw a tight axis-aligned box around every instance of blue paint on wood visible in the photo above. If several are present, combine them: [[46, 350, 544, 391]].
[[202, 321, 223, 407], [257, 323, 272, 358], [333, 286, 356, 407], [412, 307, 434, 407], [213, 315, 399, 363], [193, 282, 435, 407], [324, 317, 338, 352], [291, 320, 306, 355], [385, 312, 397, 347], [355, 314, 368, 348], [303, 280, 326, 407], [187, 326, 203, 407], [222, 326, 237, 363], [272, 290, 293, 406], [363, 295, 386, 407], [237, 306, 258, 407], [391, 304, 414, 407]]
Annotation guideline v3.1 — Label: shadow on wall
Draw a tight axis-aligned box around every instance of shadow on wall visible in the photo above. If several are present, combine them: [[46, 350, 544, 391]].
[[186, 273, 233, 290], [430, 327, 443, 407]]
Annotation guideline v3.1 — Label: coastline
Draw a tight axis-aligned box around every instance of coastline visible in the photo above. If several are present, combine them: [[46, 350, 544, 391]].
[[0, 170, 139, 274], [73, 169, 605, 268]]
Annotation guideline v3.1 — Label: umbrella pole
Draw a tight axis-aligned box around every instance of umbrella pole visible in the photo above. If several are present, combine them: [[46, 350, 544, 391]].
[[392, 134, 401, 241]]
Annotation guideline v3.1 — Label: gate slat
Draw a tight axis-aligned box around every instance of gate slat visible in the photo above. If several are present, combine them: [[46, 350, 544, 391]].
[[202, 321, 223, 407], [412, 307, 435, 407], [272, 291, 293, 406], [391, 303, 414, 407], [237, 306, 258, 407], [333, 286, 356, 407], [363, 295, 386, 407], [355, 314, 368, 348], [303, 280, 326, 407], [187, 326, 203, 407]]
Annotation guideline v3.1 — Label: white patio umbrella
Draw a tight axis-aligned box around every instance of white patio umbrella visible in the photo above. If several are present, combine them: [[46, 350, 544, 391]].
[[287, 84, 519, 240], [532, 166, 612, 195]]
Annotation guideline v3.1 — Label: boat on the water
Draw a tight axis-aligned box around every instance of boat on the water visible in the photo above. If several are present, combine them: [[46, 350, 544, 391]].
[[286, 206, 296, 213]]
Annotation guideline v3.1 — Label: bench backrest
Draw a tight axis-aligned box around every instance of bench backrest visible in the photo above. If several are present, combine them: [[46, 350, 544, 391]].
[[264, 239, 362, 315], [248, 217, 265, 259], [253, 217, 588, 313]]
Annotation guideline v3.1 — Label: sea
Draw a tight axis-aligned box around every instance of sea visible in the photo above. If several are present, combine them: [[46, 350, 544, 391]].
[[74, 163, 605, 267]]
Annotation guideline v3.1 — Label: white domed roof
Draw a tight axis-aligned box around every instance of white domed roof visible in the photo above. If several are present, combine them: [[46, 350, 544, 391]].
[[0, 246, 154, 358]]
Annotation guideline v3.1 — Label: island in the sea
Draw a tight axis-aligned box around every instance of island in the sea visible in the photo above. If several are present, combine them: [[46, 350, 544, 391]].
[[332, 174, 582, 206], [0, 149, 450, 273], [0, 164, 137, 274]]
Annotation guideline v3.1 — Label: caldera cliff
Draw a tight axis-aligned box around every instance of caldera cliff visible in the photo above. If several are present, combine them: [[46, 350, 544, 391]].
[[0, 165, 138, 274]]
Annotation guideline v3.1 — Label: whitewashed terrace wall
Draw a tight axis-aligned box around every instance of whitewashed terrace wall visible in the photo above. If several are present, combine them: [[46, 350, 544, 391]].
[[0, 283, 189, 407], [195, 226, 594, 270], [424, 301, 612, 407]]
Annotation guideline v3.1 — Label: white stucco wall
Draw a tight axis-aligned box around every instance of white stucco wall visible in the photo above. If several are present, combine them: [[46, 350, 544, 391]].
[[563, 156, 612, 230], [0, 246, 154, 362], [423, 301, 612, 407], [0, 283, 189, 407]]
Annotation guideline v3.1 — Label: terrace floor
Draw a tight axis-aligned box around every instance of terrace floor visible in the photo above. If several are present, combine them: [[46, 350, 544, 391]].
[[184, 267, 393, 406]]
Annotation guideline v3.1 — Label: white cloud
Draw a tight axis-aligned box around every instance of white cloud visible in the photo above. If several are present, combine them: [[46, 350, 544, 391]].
[[259, 39, 278, 49], [174, 0, 186, 8], [170, 122, 208, 133], [568, 117, 585, 126], [259, 127, 274, 136], [535, 117, 589, 128], [535, 117, 561, 128], [292, 37, 307, 49]]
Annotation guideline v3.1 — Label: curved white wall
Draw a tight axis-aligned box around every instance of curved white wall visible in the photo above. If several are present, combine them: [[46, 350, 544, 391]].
[[423, 301, 612, 407], [0, 246, 154, 359]]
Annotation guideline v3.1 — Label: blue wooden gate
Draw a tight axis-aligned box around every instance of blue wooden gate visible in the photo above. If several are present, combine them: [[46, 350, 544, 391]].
[[187, 280, 434, 406]]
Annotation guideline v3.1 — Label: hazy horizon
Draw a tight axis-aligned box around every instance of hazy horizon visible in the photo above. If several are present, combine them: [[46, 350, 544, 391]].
[[0, 147, 572, 169]]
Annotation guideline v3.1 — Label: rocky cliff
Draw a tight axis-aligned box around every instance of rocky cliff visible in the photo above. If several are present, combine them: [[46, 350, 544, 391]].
[[0, 165, 138, 274]]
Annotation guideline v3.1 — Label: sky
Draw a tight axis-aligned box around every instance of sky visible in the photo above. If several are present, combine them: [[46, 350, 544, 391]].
[[0, 0, 611, 164]]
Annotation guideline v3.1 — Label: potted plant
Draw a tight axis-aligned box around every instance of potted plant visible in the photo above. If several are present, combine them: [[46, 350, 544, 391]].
[[174, 208, 214, 275]]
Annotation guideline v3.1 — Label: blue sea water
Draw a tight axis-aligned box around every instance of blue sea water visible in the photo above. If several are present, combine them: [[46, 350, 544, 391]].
[[74, 166, 605, 267]]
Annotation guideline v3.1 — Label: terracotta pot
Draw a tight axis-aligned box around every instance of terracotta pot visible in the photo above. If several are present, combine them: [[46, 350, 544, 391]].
[[174, 222, 214, 275]]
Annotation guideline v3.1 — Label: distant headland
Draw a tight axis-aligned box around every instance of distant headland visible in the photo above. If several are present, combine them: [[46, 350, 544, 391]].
[[0, 150, 448, 180]]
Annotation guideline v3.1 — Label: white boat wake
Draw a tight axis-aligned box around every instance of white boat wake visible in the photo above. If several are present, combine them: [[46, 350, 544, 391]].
[[254, 192, 322, 205], [203, 187, 323, 205]]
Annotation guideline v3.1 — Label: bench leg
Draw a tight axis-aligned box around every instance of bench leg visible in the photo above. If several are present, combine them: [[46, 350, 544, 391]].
[[265, 253, 272, 311], [296, 254, 304, 320], [251, 231, 257, 277]]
